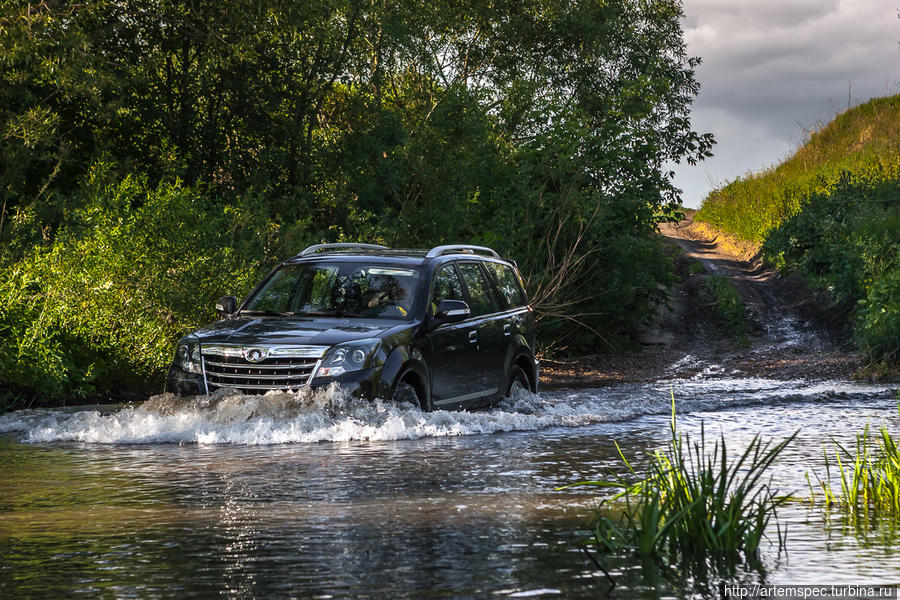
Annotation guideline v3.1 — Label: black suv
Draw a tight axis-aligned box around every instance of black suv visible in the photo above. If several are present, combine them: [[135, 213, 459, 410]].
[[166, 244, 538, 411]]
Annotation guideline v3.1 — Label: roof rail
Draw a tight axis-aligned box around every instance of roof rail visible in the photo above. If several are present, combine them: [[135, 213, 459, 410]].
[[300, 243, 389, 256], [425, 244, 500, 259]]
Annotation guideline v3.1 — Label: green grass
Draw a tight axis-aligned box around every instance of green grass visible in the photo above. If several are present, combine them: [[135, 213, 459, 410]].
[[697, 95, 900, 243], [704, 275, 750, 342], [811, 409, 900, 518], [562, 400, 795, 560]]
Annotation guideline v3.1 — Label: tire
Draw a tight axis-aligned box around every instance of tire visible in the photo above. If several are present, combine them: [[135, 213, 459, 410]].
[[391, 378, 428, 410], [504, 365, 530, 399]]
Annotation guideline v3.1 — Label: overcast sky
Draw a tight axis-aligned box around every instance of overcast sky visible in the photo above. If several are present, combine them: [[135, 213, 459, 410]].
[[673, 0, 900, 208]]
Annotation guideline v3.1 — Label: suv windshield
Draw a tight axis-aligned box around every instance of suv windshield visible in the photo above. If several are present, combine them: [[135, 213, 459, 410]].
[[242, 262, 421, 320]]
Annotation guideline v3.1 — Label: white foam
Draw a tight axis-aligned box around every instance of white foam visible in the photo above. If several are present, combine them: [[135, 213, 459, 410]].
[[0, 380, 894, 445], [0, 384, 564, 445]]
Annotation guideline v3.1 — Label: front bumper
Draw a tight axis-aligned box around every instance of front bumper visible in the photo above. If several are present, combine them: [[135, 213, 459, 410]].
[[165, 363, 383, 399]]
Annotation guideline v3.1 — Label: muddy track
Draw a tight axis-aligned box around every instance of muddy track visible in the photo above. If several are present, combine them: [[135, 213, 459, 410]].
[[659, 218, 838, 353], [541, 217, 863, 388]]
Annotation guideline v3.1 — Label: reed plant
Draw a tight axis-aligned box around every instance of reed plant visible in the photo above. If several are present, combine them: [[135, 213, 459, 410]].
[[811, 418, 900, 517], [565, 402, 795, 560]]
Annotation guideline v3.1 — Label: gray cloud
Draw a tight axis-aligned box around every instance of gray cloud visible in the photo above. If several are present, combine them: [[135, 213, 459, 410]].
[[673, 0, 900, 207]]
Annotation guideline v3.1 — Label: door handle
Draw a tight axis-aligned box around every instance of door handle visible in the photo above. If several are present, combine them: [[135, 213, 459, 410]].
[[503, 323, 511, 336], [468, 330, 478, 344]]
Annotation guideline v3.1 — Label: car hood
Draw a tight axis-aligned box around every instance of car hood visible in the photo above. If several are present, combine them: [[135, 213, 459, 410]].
[[191, 316, 412, 348]]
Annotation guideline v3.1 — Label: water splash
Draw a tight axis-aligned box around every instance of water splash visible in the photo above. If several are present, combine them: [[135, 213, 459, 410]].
[[0, 379, 894, 445]]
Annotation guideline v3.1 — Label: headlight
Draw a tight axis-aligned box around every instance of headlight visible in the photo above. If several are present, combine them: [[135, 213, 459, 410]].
[[175, 339, 202, 374], [317, 339, 382, 378]]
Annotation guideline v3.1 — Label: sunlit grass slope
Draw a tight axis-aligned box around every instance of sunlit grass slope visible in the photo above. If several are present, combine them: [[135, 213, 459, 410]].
[[697, 95, 900, 243], [697, 96, 900, 367]]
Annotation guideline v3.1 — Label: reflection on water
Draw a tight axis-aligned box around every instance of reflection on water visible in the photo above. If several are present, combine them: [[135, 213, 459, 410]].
[[0, 378, 897, 598]]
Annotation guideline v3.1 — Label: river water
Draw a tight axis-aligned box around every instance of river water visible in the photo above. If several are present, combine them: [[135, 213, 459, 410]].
[[1, 378, 898, 599]]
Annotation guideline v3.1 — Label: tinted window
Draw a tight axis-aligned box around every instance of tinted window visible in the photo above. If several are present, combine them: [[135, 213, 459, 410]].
[[487, 262, 526, 308], [458, 263, 499, 316], [431, 264, 464, 313]]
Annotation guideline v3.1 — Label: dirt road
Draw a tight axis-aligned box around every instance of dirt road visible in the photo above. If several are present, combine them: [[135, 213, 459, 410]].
[[541, 217, 862, 388]]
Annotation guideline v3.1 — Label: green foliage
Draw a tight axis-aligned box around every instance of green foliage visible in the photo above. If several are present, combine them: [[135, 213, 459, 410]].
[[812, 412, 900, 522], [762, 171, 899, 364], [857, 273, 900, 365], [703, 275, 750, 341], [0, 167, 282, 405], [0, 0, 712, 404], [562, 402, 794, 560], [688, 260, 705, 276]]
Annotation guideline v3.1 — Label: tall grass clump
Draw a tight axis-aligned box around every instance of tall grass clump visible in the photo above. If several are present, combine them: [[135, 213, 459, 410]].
[[812, 414, 900, 518], [565, 403, 795, 561]]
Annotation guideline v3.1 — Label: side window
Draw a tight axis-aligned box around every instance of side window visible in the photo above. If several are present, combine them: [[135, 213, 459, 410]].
[[431, 264, 464, 313], [458, 262, 500, 316], [487, 262, 526, 308]]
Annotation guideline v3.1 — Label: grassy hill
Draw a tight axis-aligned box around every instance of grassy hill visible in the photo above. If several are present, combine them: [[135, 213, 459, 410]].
[[697, 95, 900, 243], [696, 95, 900, 368]]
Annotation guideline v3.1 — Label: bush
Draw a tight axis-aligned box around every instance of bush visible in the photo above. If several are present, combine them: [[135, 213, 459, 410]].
[[856, 272, 900, 365], [0, 166, 286, 406], [761, 170, 899, 364], [704, 275, 750, 340]]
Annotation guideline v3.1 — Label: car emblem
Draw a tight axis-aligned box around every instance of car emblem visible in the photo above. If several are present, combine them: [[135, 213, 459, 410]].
[[243, 348, 268, 363]]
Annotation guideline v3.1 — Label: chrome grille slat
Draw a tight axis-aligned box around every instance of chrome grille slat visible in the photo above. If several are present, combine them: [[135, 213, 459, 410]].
[[204, 360, 318, 370], [207, 372, 312, 381], [200, 345, 325, 395], [203, 344, 325, 359], [207, 382, 307, 391]]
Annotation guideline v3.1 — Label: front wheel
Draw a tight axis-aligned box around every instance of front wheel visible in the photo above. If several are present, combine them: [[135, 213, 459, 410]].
[[391, 377, 431, 411], [504, 365, 530, 399]]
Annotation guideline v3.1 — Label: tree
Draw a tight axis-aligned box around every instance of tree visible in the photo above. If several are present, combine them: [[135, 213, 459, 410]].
[[0, 0, 712, 401]]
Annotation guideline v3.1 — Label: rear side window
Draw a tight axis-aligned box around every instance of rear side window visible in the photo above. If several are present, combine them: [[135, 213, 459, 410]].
[[487, 262, 527, 308], [458, 263, 500, 316]]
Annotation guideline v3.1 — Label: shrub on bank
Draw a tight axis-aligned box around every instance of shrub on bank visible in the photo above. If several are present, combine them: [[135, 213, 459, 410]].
[[703, 275, 750, 341], [0, 168, 283, 405], [762, 171, 899, 365]]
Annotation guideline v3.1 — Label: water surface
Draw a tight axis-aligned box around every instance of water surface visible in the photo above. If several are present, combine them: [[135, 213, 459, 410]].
[[1, 378, 897, 598]]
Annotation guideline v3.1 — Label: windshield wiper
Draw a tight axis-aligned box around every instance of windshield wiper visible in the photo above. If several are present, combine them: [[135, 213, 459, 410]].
[[239, 310, 295, 317]]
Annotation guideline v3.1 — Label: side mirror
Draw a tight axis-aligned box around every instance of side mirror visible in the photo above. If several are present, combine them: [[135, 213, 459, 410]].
[[215, 296, 237, 318], [434, 299, 470, 323]]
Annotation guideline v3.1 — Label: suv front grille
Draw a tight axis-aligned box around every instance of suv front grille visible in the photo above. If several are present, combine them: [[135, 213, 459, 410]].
[[201, 345, 326, 394]]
